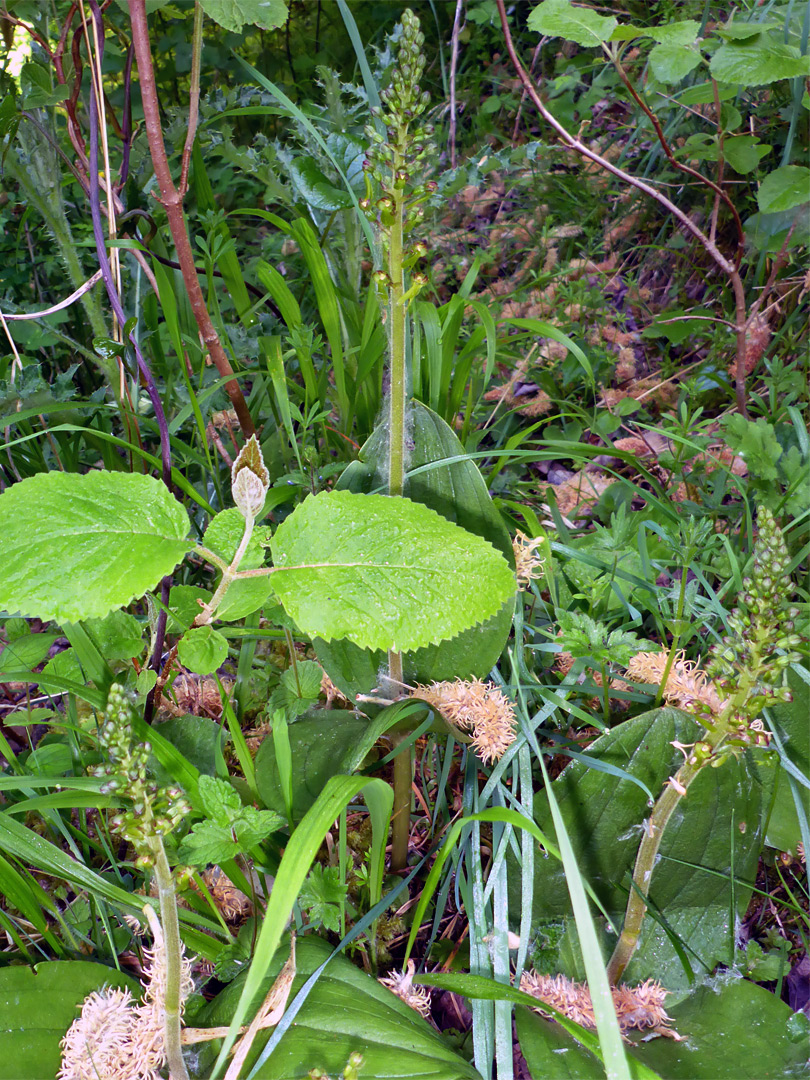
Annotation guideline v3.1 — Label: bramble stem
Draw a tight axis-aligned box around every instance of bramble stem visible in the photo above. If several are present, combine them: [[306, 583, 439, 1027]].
[[129, 0, 254, 436]]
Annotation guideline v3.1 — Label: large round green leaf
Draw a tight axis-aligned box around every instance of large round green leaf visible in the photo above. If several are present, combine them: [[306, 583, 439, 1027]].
[[315, 402, 515, 698], [628, 980, 810, 1078], [709, 40, 810, 85], [516, 1007, 606, 1078], [757, 165, 810, 214], [0, 471, 193, 623], [190, 934, 481, 1079], [271, 489, 514, 653], [527, 0, 618, 46], [517, 979, 810, 1079], [255, 713, 373, 820], [0, 960, 140, 1080]]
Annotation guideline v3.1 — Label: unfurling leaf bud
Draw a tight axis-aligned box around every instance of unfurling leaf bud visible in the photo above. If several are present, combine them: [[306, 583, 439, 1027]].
[[231, 434, 269, 521]]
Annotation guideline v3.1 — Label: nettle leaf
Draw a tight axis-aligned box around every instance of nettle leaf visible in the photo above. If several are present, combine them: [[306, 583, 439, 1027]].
[[178, 818, 257, 866], [177, 625, 229, 675], [0, 472, 193, 623], [270, 490, 515, 653], [710, 40, 810, 85], [757, 165, 810, 214], [200, 0, 288, 34], [179, 776, 283, 865], [527, 0, 617, 47], [198, 775, 242, 825]]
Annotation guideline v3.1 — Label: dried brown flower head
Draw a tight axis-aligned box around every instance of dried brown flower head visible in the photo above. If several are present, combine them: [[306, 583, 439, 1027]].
[[625, 651, 726, 715], [164, 673, 229, 720], [379, 960, 431, 1019], [59, 907, 193, 1080], [200, 865, 252, 923], [412, 678, 517, 763], [519, 970, 681, 1040], [512, 531, 545, 589]]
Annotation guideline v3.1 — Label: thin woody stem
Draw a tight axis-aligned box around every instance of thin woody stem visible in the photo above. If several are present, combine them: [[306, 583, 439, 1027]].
[[129, 0, 254, 437], [178, 0, 203, 196], [495, 0, 752, 416], [608, 49, 744, 258]]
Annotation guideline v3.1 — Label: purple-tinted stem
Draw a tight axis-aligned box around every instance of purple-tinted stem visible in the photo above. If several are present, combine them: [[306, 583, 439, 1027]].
[[87, 1, 171, 710], [119, 44, 134, 189]]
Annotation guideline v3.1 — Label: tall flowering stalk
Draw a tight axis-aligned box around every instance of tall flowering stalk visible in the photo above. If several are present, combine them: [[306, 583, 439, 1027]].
[[92, 685, 192, 1080], [607, 508, 802, 983], [360, 9, 435, 869]]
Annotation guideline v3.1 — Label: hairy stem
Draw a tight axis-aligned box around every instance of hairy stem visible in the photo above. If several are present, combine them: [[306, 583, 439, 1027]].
[[387, 137, 410, 871], [148, 836, 190, 1080], [129, 0, 254, 437], [607, 665, 756, 983]]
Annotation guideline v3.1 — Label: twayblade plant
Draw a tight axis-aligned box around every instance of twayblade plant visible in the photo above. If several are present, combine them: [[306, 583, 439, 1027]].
[[610, 507, 803, 983], [358, 7, 437, 869]]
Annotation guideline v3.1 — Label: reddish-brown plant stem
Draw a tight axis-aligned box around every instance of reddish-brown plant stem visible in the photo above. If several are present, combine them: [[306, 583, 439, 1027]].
[[496, 0, 752, 416], [178, 0, 203, 196], [129, 0, 255, 437], [609, 54, 744, 259]]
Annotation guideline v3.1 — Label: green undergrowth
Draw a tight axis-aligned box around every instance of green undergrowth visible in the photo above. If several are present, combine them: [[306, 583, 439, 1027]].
[[0, 2, 808, 1078]]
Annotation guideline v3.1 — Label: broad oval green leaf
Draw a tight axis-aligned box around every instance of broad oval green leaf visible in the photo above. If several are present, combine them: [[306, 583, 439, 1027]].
[[527, 0, 617, 46], [628, 980, 810, 1078], [255, 713, 373, 820], [757, 165, 810, 214], [710, 40, 810, 85], [315, 401, 515, 698], [177, 625, 229, 675], [512, 707, 777, 993], [271, 489, 515, 653], [0, 471, 193, 623], [200, 0, 288, 34], [649, 42, 703, 84], [190, 934, 481, 1079]]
